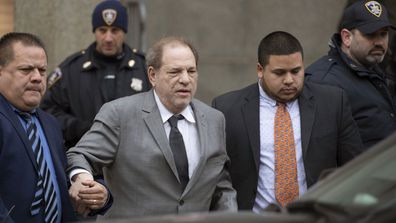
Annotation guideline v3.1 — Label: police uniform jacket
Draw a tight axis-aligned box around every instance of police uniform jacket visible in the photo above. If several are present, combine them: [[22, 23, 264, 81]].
[[306, 34, 396, 149], [41, 43, 151, 148]]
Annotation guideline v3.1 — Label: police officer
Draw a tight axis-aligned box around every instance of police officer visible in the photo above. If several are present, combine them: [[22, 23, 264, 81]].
[[306, 0, 396, 149], [41, 0, 151, 149]]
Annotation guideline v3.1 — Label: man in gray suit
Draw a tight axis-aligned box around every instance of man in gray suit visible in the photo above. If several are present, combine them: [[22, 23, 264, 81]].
[[67, 36, 237, 220]]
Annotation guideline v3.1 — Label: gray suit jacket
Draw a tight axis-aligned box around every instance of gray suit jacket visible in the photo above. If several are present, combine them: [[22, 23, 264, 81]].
[[67, 90, 237, 220]]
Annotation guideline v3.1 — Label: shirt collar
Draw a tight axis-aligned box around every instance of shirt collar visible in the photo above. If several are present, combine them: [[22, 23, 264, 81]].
[[8, 102, 37, 116], [153, 90, 196, 124], [258, 80, 298, 109]]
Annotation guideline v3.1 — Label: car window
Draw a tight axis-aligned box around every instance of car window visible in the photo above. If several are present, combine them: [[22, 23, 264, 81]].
[[302, 144, 396, 210]]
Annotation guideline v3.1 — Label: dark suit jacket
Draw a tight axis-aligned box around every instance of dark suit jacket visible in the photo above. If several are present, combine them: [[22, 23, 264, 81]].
[[212, 81, 364, 210], [0, 95, 75, 223]]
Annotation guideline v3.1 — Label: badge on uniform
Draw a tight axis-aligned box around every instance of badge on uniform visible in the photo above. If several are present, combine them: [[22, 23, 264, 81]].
[[47, 67, 62, 88], [365, 1, 382, 17], [130, 78, 143, 92], [102, 9, 117, 25], [128, 60, 135, 68]]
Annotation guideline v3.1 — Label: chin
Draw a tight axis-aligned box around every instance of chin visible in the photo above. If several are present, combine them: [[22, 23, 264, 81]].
[[279, 95, 298, 103], [173, 102, 190, 112]]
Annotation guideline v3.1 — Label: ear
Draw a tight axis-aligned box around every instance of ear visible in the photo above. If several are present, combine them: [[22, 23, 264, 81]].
[[257, 63, 264, 79], [340, 28, 353, 48], [147, 66, 156, 87]]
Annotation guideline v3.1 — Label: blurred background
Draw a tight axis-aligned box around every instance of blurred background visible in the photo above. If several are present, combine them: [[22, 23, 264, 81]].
[[0, 0, 394, 103]]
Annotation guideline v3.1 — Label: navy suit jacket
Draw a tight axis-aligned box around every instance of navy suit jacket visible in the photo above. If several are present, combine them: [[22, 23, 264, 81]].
[[212, 81, 364, 210], [0, 95, 75, 222]]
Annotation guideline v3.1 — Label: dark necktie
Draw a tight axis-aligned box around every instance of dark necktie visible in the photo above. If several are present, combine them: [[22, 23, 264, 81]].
[[19, 112, 59, 223], [168, 115, 189, 189], [274, 103, 299, 207]]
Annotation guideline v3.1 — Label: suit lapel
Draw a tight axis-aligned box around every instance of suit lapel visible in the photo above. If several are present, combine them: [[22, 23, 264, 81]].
[[241, 85, 260, 171], [0, 95, 40, 173], [298, 85, 315, 158], [142, 91, 180, 180]]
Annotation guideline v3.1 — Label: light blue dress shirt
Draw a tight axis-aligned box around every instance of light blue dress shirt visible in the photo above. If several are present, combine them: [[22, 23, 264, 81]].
[[253, 82, 307, 213]]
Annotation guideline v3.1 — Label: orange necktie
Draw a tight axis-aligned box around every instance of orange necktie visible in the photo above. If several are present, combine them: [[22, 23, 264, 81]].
[[274, 102, 299, 207]]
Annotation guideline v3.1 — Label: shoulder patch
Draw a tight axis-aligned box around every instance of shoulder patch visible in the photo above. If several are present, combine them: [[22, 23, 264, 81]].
[[47, 67, 62, 88]]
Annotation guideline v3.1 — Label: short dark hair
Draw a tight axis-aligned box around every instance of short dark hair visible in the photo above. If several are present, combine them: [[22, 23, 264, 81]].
[[258, 31, 303, 67], [0, 32, 47, 66], [146, 36, 199, 70]]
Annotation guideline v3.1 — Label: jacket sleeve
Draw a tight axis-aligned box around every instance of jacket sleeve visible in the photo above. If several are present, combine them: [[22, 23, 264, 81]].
[[209, 114, 238, 211], [337, 89, 364, 165], [209, 157, 238, 211]]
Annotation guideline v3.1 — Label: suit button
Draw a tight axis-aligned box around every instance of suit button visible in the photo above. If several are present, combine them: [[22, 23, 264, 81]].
[[179, 199, 184, 205], [390, 113, 395, 118]]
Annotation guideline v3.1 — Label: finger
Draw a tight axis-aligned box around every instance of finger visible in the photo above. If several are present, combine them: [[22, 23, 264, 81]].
[[78, 194, 101, 201], [78, 188, 107, 200], [79, 182, 104, 194], [81, 180, 96, 187], [86, 199, 106, 210], [79, 187, 103, 195]]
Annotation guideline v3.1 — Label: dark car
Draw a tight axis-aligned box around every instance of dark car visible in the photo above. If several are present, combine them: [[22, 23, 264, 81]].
[[95, 132, 396, 223]]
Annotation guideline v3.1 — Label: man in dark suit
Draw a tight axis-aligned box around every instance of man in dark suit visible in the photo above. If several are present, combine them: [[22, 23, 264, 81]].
[[0, 32, 107, 223], [212, 31, 364, 211]]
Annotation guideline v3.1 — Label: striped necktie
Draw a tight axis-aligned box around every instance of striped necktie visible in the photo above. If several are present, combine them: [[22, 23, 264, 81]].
[[19, 112, 59, 223], [274, 103, 299, 207]]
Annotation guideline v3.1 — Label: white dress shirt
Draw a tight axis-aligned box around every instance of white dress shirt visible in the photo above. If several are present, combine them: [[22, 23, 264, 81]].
[[253, 82, 307, 213], [153, 90, 200, 178]]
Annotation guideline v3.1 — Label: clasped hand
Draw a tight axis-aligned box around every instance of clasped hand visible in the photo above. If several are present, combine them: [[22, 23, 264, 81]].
[[69, 173, 108, 217]]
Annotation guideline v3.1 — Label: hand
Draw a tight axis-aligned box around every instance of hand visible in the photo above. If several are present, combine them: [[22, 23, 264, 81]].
[[69, 173, 93, 216], [77, 180, 108, 210]]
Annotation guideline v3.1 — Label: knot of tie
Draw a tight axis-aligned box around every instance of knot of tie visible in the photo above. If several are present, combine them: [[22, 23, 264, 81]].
[[17, 111, 33, 122], [276, 102, 286, 108], [168, 115, 184, 128]]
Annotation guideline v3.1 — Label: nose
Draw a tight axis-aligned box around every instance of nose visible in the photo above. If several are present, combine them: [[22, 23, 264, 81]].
[[178, 70, 190, 84], [30, 68, 44, 82], [104, 31, 113, 41], [283, 73, 294, 85], [373, 34, 388, 48], [373, 38, 384, 46]]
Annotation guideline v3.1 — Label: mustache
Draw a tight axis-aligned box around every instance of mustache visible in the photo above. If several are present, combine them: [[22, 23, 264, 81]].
[[370, 46, 386, 52]]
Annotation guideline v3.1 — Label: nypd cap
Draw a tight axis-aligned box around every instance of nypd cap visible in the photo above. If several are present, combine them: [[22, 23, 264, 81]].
[[92, 0, 128, 33], [339, 0, 395, 34]]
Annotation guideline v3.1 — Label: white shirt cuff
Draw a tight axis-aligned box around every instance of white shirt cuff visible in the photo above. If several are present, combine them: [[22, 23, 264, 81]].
[[69, 168, 92, 182]]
